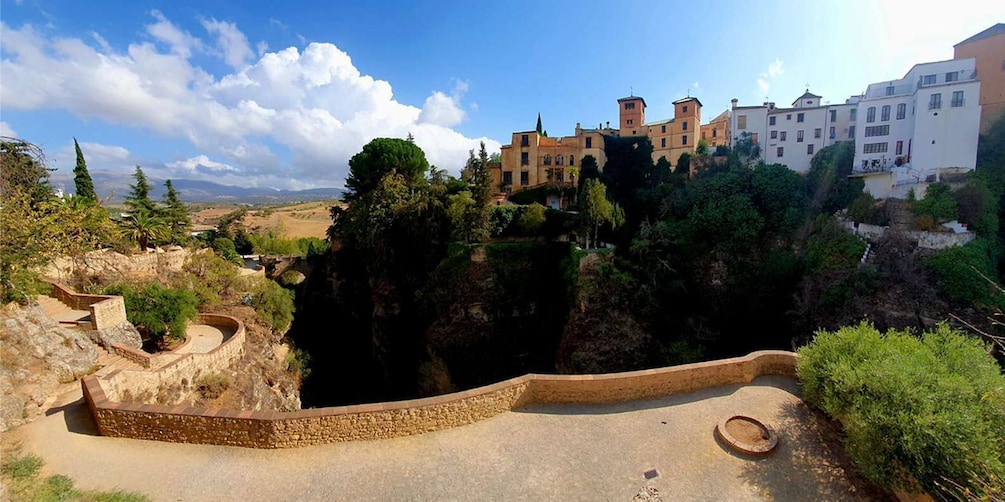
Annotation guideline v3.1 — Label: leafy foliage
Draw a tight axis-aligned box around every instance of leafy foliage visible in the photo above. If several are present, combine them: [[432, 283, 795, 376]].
[[797, 323, 1005, 498], [161, 179, 191, 245], [121, 211, 167, 251], [806, 216, 865, 274], [173, 251, 241, 307], [343, 138, 429, 202], [517, 203, 546, 234], [103, 282, 199, 342], [123, 166, 156, 216], [249, 277, 296, 333], [913, 182, 959, 223], [927, 238, 1004, 309], [72, 138, 97, 203], [805, 141, 862, 215], [952, 180, 998, 237]]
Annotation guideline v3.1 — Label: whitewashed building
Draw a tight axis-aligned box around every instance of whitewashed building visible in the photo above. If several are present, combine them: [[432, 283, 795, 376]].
[[729, 92, 857, 173], [851, 58, 982, 198]]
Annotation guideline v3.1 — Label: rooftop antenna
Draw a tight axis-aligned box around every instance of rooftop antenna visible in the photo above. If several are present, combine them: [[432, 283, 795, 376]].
[[630, 86, 633, 97]]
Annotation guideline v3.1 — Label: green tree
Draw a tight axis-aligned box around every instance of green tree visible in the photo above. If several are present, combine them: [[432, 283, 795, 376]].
[[161, 180, 191, 245], [123, 211, 167, 251], [72, 138, 97, 203], [675, 153, 692, 176], [577, 155, 601, 195], [124, 166, 156, 216], [805, 141, 862, 215], [913, 182, 959, 223], [696, 138, 709, 156], [104, 283, 198, 342], [450, 142, 493, 242], [343, 138, 430, 202], [517, 203, 546, 234], [732, 131, 761, 167], [0, 139, 52, 202], [580, 178, 614, 249]]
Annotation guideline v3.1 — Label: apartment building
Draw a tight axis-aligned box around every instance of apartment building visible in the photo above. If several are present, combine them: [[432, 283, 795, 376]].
[[851, 58, 981, 198]]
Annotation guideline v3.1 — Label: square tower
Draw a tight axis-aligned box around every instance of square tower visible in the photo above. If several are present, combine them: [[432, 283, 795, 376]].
[[618, 96, 647, 135]]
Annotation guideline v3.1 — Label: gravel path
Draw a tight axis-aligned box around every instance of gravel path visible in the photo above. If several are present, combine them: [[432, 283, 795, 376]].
[[4, 375, 887, 501]]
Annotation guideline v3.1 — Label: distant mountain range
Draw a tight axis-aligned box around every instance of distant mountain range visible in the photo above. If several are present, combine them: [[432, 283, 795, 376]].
[[50, 171, 343, 204]]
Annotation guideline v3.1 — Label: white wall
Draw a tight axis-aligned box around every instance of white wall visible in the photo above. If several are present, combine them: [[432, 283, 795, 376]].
[[764, 107, 828, 173], [911, 80, 981, 177]]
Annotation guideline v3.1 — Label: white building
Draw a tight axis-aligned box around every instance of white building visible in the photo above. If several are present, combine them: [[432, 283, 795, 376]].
[[729, 91, 857, 173], [852, 58, 982, 198]]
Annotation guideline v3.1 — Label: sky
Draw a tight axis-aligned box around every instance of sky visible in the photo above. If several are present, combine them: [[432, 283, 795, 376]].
[[1, 0, 1003, 191]]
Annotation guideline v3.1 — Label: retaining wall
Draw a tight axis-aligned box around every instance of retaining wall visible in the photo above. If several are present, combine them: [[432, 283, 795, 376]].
[[82, 350, 797, 449], [48, 282, 127, 330]]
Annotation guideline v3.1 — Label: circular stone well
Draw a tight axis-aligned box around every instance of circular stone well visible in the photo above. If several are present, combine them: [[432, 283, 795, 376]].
[[715, 415, 778, 456]]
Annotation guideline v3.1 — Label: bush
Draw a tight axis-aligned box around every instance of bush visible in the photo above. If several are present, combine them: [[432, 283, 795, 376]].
[[489, 206, 519, 237], [517, 203, 546, 234], [927, 238, 1004, 309], [805, 216, 866, 274], [285, 347, 311, 379], [103, 283, 199, 342], [846, 192, 877, 224], [913, 182, 959, 223], [211, 237, 244, 266], [953, 180, 998, 236], [797, 322, 1005, 499], [196, 373, 230, 399], [174, 252, 240, 307], [249, 278, 295, 333]]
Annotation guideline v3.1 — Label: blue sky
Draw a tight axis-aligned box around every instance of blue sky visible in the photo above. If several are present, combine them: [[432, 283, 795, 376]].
[[2, 0, 1003, 190]]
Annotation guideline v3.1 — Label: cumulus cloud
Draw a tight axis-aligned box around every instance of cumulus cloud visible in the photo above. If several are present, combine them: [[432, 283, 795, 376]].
[[0, 121, 17, 137], [756, 59, 784, 96], [0, 14, 500, 189], [168, 154, 239, 173]]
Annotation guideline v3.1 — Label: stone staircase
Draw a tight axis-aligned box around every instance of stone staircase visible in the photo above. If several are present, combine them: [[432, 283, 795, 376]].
[[95, 350, 145, 376], [34, 295, 92, 328]]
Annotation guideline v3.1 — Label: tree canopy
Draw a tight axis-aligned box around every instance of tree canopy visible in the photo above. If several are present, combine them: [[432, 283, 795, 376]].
[[344, 138, 430, 202]]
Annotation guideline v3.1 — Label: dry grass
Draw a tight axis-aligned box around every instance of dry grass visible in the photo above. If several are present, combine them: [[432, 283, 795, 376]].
[[191, 200, 341, 239]]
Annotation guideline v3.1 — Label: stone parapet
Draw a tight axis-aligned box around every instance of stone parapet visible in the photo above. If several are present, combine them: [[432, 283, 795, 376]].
[[83, 350, 797, 449], [48, 282, 127, 330]]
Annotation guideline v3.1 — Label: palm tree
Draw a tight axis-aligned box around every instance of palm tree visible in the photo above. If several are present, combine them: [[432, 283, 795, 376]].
[[123, 211, 167, 251]]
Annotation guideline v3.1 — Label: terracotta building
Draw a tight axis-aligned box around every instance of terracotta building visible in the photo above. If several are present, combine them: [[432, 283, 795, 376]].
[[954, 23, 1005, 133], [492, 95, 727, 202]]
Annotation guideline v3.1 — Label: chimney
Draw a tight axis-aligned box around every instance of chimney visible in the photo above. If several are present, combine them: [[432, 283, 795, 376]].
[[731, 98, 738, 109], [606, 121, 610, 129]]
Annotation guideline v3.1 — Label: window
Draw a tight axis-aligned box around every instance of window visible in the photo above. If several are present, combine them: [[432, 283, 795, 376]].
[[661, 138, 666, 148], [556, 155, 563, 165], [682, 121, 688, 130], [952, 91, 964, 107], [769, 116, 776, 126], [777, 147, 784, 158], [520, 171, 529, 186], [543, 155, 551, 165], [922, 74, 936, 85], [632, 130, 636, 135], [897, 103, 906, 120], [797, 130, 804, 142], [863, 142, 889, 154], [786, 114, 792, 120], [865, 125, 890, 137], [683, 105, 688, 112], [848, 125, 856, 138], [770, 130, 778, 139], [521, 152, 529, 165], [569, 156, 575, 166], [867, 107, 876, 123], [682, 135, 688, 145], [585, 137, 592, 148], [886, 86, 895, 96], [929, 93, 942, 110], [829, 110, 836, 122], [556, 170, 564, 182], [896, 141, 903, 155], [625, 102, 636, 110], [521, 134, 529, 147], [829, 126, 836, 139], [797, 113, 805, 123], [945, 72, 958, 82], [502, 171, 512, 185], [627, 119, 634, 125], [661, 125, 666, 134], [712, 129, 717, 138], [702, 131, 706, 140], [814, 128, 821, 139], [807, 144, 814, 155], [738, 115, 747, 129], [780, 131, 787, 141], [881, 105, 890, 121], [850, 109, 857, 121]]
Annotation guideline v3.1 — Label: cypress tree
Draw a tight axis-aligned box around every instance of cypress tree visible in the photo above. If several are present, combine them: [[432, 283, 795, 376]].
[[162, 179, 191, 244], [124, 165, 156, 216], [72, 138, 97, 202]]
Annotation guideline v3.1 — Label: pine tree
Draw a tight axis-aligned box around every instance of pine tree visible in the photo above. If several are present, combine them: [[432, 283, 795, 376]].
[[536, 113, 543, 135], [72, 138, 97, 203], [162, 179, 191, 244], [124, 165, 156, 216]]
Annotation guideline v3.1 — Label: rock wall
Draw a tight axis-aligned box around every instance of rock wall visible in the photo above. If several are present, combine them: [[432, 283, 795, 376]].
[[48, 282, 139, 349], [42, 247, 196, 283], [83, 350, 797, 449]]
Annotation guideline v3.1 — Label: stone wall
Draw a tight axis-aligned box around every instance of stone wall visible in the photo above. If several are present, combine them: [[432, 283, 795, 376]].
[[96, 314, 245, 404], [48, 282, 127, 330], [82, 350, 797, 449], [42, 247, 196, 283]]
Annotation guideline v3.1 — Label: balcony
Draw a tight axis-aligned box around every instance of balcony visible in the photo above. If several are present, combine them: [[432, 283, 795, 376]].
[[851, 156, 908, 175]]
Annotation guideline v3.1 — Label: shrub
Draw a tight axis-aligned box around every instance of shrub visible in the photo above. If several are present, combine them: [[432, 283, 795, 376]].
[[489, 206, 519, 237], [211, 237, 244, 266], [913, 182, 959, 222], [517, 203, 546, 234], [103, 283, 199, 342], [175, 252, 240, 307], [196, 373, 230, 399], [914, 214, 936, 231], [249, 278, 295, 333], [797, 322, 1005, 499], [805, 216, 865, 274], [927, 238, 1004, 309], [846, 192, 877, 224], [953, 180, 998, 236], [285, 347, 311, 379]]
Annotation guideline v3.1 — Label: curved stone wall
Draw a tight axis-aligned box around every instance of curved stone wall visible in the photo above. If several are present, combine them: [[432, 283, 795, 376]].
[[83, 350, 797, 449]]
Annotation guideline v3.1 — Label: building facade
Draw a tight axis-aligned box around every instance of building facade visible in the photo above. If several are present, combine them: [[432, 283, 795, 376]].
[[954, 23, 1005, 133], [729, 91, 856, 173], [851, 58, 982, 198]]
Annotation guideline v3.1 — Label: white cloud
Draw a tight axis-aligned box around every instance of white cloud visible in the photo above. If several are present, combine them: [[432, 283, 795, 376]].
[[79, 142, 131, 162], [168, 154, 239, 173], [0, 121, 17, 137], [756, 59, 784, 97], [757, 78, 770, 94], [0, 15, 500, 189], [692, 81, 700, 89], [256, 40, 268, 57], [201, 17, 254, 69]]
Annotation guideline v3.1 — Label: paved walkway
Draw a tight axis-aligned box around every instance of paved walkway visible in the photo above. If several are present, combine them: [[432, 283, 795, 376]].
[[174, 324, 229, 354], [4, 376, 886, 501]]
